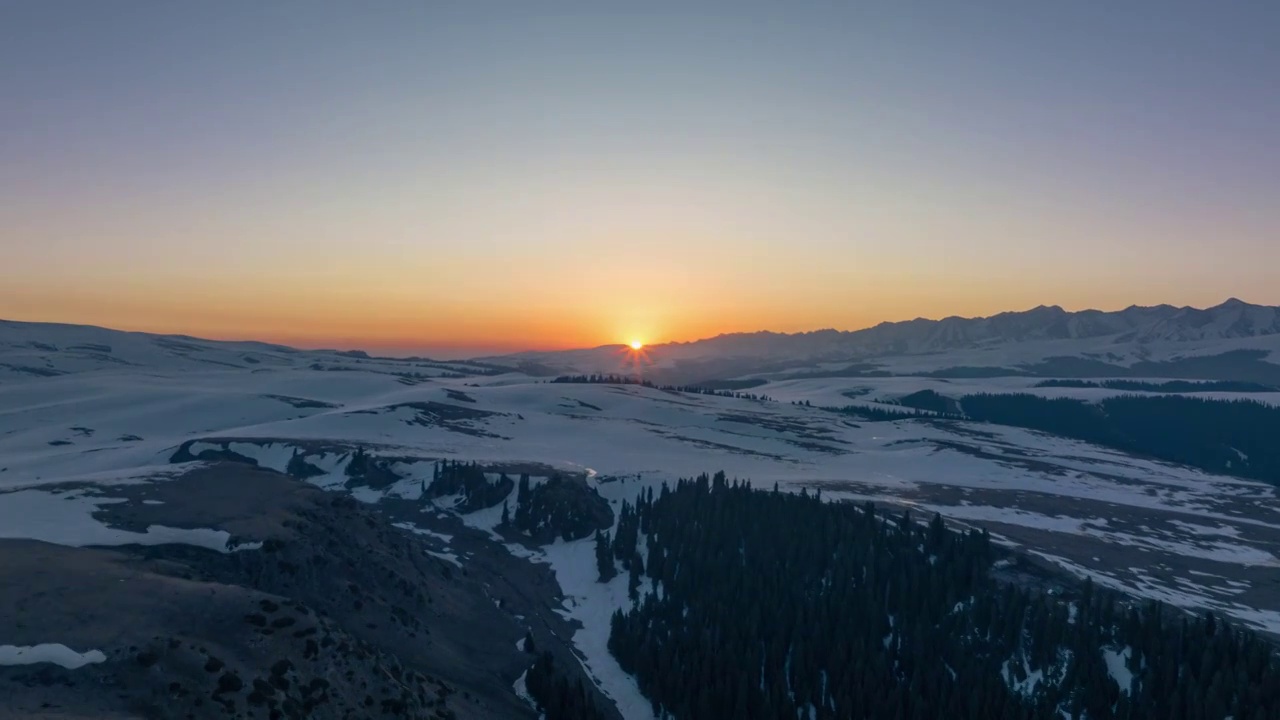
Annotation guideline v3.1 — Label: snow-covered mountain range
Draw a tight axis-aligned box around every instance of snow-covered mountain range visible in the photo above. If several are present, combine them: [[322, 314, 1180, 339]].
[[490, 299, 1280, 382], [6, 299, 1280, 385], [674, 298, 1280, 357]]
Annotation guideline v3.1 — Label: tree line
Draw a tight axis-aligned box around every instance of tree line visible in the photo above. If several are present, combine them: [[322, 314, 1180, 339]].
[[1034, 379, 1277, 393], [525, 649, 608, 720], [600, 473, 1280, 720], [820, 391, 1280, 484], [960, 393, 1280, 483], [551, 374, 773, 401]]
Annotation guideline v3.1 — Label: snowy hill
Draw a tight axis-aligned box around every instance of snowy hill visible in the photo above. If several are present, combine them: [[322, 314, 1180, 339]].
[[5, 314, 1280, 718], [0, 319, 510, 380], [3, 330, 1280, 639]]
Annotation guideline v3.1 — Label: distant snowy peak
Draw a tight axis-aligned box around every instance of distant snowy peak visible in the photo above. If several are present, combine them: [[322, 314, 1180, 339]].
[[656, 299, 1280, 359], [476, 299, 1280, 382], [1133, 300, 1280, 342]]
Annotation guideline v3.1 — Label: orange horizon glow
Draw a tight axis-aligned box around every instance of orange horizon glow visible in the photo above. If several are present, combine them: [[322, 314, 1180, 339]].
[[0, 282, 1272, 360]]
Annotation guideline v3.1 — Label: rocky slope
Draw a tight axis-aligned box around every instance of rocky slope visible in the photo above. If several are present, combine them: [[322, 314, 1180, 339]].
[[0, 462, 612, 720]]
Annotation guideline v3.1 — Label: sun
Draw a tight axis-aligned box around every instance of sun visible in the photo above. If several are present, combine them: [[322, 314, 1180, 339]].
[[629, 340, 644, 350]]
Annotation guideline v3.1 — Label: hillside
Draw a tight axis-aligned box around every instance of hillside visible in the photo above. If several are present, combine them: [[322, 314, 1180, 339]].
[[0, 462, 609, 719], [0, 319, 510, 381]]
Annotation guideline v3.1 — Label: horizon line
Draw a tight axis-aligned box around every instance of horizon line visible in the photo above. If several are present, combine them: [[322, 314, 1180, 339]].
[[0, 296, 1261, 360]]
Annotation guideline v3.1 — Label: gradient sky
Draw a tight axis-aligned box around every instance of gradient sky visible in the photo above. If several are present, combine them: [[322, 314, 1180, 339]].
[[3, 2, 1278, 356]]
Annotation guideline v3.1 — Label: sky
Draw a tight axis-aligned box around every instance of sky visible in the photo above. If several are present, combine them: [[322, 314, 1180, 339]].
[[2, 1, 1278, 357]]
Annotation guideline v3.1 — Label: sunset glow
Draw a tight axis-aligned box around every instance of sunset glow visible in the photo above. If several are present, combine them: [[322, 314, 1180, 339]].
[[2, 4, 1278, 357], [630, 340, 644, 351]]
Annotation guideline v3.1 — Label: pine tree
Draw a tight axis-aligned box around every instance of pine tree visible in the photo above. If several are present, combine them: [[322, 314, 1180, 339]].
[[595, 530, 616, 582], [627, 552, 642, 602], [515, 473, 531, 528]]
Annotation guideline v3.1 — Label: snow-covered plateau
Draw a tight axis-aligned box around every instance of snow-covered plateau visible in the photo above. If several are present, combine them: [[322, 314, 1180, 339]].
[[4, 318, 1280, 718]]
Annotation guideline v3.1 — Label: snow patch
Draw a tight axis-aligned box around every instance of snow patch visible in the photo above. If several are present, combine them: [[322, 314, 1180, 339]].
[[540, 537, 654, 719], [1103, 647, 1134, 693], [0, 644, 106, 669], [349, 486, 385, 504], [513, 669, 540, 715], [1001, 655, 1044, 696], [393, 521, 462, 566], [0, 488, 255, 553], [1169, 520, 1241, 538]]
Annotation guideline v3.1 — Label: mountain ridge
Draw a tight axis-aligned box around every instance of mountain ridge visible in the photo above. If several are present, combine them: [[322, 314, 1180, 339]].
[[478, 295, 1280, 376], [474, 299, 1280, 384], [5, 299, 1280, 382], [650, 295, 1280, 351]]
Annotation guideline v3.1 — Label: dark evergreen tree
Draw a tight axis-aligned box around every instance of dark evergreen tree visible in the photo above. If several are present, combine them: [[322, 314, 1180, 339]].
[[514, 473, 531, 527], [595, 530, 617, 582], [525, 652, 606, 720], [627, 551, 642, 602], [613, 501, 641, 567]]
